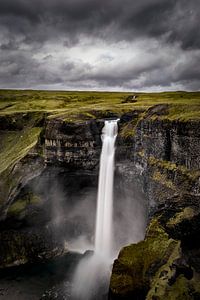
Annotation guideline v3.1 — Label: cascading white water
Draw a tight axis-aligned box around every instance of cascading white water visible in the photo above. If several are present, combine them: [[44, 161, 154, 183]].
[[95, 120, 118, 258], [71, 120, 119, 300]]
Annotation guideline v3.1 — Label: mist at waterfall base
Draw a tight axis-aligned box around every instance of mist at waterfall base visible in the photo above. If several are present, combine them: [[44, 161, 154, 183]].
[[27, 120, 147, 299], [71, 120, 146, 300]]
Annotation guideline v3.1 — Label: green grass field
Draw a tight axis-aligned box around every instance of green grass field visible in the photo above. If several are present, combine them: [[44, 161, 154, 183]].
[[0, 90, 200, 121]]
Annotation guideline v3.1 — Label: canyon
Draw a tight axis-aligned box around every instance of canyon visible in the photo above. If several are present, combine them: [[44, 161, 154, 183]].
[[0, 91, 200, 299]]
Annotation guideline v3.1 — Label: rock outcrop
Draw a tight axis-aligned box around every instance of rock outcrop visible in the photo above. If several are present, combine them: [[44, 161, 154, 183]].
[[110, 218, 182, 299], [44, 119, 103, 170], [110, 214, 200, 299]]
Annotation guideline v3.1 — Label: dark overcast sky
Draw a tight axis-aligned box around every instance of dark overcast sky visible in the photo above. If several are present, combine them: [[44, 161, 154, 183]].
[[0, 0, 200, 91]]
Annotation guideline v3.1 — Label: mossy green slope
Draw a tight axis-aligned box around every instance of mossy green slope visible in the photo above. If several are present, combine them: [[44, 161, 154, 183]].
[[0, 127, 42, 174], [110, 216, 200, 299], [0, 112, 44, 210], [0, 111, 44, 174], [110, 218, 180, 299]]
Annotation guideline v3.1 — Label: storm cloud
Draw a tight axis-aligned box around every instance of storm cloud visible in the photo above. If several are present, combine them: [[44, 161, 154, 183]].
[[0, 0, 199, 90]]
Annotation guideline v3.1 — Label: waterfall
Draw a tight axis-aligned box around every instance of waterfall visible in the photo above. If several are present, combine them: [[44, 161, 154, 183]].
[[71, 120, 118, 300], [95, 120, 118, 258]]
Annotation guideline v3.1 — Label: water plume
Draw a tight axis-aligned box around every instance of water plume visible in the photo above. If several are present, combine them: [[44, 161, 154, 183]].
[[95, 120, 118, 258], [72, 120, 118, 300]]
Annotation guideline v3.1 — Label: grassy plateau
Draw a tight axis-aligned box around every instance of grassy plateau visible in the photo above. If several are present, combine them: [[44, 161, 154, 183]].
[[0, 90, 200, 122]]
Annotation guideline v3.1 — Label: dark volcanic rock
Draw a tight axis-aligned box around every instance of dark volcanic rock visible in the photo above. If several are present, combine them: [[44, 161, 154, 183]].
[[44, 119, 103, 170], [0, 228, 65, 268], [134, 118, 200, 171], [110, 113, 200, 299]]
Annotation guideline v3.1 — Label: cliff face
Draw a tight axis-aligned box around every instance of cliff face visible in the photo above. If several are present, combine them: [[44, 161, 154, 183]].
[[132, 118, 200, 209], [44, 119, 103, 169], [110, 112, 200, 299], [135, 118, 200, 170], [0, 154, 45, 221]]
